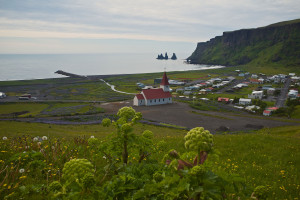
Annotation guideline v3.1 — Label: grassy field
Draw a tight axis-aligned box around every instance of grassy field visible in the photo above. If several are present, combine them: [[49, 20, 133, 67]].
[[0, 102, 104, 118], [48, 81, 134, 101], [0, 120, 299, 199]]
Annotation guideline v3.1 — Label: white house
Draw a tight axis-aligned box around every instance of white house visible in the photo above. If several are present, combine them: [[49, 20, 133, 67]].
[[0, 92, 6, 99], [239, 98, 252, 105], [288, 90, 298, 99], [248, 91, 263, 99], [133, 72, 172, 106]]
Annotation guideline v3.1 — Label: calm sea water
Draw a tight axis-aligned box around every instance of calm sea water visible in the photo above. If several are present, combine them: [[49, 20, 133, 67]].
[[0, 53, 224, 81]]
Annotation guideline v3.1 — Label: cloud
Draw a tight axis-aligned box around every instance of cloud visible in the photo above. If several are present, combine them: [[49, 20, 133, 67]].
[[0, 0, 299, 53]]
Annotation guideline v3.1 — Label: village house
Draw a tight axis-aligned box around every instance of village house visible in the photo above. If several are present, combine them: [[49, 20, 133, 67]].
[[239, 98, 252, 105], [0, 92, 6, 99], [248, 90, 263, 99], [199, 89, 208, 95], [288, 89, 298, 99], [133, 72, 172, 106], [218, 97, 230, 103], [263, 107, 279, 116]]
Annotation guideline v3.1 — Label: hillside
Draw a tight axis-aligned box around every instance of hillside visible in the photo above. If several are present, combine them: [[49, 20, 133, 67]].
[[188, 19, 300, 68]]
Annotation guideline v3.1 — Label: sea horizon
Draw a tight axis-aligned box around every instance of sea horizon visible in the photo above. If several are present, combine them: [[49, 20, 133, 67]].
[[0, 53, 224, 81]]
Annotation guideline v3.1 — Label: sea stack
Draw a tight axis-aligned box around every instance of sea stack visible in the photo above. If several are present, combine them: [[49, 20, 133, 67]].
[[171, 53, 177, 60], [164, 52, 168, 60]]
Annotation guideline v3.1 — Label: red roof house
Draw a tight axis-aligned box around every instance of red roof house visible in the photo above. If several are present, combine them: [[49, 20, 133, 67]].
[[133, 72, 173, 106], [218, 97, 230, 103]]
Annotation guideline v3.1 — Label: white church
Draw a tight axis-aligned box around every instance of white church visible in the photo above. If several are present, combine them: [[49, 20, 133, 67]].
[[133, 72, 172, 106]]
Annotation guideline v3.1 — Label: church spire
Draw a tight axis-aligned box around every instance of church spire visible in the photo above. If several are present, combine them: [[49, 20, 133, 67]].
[[160, 71, 169, 86], [160, 71, 170, 92]]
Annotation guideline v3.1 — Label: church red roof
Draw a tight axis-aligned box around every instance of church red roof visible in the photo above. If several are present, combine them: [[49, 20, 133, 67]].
[[135, 94, 144, 100], [142, 88, 172, 100], [161, 72, 169, 86]]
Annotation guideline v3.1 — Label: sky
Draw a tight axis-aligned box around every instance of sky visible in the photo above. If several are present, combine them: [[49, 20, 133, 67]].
[[0, 0, 299, 54]]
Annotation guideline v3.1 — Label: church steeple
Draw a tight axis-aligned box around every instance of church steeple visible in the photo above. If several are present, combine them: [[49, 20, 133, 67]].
[[160, 71, 170, 92]]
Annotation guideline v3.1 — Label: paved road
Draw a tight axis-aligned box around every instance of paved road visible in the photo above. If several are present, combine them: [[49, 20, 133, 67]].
[[275, 77, 291, 108]]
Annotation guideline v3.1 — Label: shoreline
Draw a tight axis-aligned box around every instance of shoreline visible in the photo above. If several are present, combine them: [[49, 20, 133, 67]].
[[0, 65, 226, 82]]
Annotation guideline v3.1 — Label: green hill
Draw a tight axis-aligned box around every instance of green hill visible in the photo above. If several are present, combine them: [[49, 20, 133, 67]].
[[188, 19, 300, 69]]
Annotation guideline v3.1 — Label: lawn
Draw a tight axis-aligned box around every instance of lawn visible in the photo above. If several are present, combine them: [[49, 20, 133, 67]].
[[0, 119, 299, 199]]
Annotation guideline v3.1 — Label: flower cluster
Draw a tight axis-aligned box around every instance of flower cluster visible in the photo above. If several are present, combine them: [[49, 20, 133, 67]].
[[184, 127, 213, 152]]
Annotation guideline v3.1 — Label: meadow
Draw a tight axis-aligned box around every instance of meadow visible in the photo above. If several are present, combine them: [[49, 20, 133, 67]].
[[0, 118, 299, 199], [0, 102, 104, 118]]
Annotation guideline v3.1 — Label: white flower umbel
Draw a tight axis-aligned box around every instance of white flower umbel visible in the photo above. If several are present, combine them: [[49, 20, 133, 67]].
[[90, 136, 95, 138], [33, 137, 38, 142], [2, 136, 7, 140], [19, 168, 25, 173], [42, 136, 48, 141]]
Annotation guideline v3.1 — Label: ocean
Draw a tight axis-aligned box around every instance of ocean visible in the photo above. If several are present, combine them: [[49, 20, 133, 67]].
[[0, 53, 224, 81]]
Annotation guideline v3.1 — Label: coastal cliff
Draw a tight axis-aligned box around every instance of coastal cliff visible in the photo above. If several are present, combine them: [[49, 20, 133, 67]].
[[188, 19, 300, 67]]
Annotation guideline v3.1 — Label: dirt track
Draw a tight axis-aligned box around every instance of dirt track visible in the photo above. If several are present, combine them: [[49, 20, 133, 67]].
[[101, 101, 300, 133]]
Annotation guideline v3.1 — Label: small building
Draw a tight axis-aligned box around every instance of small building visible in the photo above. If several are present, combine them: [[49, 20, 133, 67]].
[[0, 92, 6, 99], [263, 110, 272, 116], [246, 105, 260, 112], [263, 107, 279, 116], [239, 98, 252, 105], [262, 85, 272, 90], [218, 97, 230, 103], [291, 76, 300, 82], [250, 79, 260, 84], [199, 89, 207, 95], [251, 74, 258, 79], [288, 90, 298, 99], [176, 88, 184, 93], [136, 82, 145, 88], [183, 91, 192, 96], [248, 91, 263, 99]]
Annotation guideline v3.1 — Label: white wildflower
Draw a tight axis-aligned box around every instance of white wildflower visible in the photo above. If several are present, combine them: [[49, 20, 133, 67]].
[[42, 136, 48, 141], [102, 156, 106, 159], [2, 137, 7, 140], [19, 168, 25, 173], [90, 135, 95, 138], [33, 137, 38, 142]]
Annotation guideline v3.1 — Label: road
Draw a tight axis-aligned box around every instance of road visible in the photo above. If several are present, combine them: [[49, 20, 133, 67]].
[[275, 77, 291, 108]]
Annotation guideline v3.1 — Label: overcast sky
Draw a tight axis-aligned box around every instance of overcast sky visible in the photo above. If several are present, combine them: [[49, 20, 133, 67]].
[[0, 0, 299, 54]]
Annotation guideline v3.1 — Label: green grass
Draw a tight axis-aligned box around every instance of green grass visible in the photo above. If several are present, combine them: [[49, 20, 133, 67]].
[[0, 103, 48, 117], [0, 102, 105, 118], [0, 121, 299, 198], [49, 81, 134, 101], [291, 105, 300, 119]]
